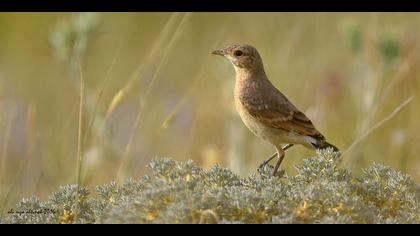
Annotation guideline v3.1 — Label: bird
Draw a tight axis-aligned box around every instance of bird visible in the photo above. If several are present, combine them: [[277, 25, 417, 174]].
[[211, 43, 339, 176]]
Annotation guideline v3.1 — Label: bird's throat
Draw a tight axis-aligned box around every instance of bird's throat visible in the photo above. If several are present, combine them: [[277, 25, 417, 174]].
[[234, 68, 267, 84]]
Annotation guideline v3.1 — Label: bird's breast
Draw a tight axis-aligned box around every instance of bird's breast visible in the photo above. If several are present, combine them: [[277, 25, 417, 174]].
[[234, 97, 263, 135], [234, 85, 270, 141]]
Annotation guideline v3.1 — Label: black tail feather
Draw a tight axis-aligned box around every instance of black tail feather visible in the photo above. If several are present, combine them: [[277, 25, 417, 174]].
[[312, 140, 340, 152]]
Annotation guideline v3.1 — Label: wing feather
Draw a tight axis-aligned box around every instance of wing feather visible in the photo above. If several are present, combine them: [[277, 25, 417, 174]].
[[239, 83, 324, 139]]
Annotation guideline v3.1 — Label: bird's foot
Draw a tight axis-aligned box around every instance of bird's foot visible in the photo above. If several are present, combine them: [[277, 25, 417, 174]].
[[257, 161, 270, 172], [257, 163, 285, 178], [258, 152, 277, 170], [257, 144, 293, 177], [257, 163, 274, 177]]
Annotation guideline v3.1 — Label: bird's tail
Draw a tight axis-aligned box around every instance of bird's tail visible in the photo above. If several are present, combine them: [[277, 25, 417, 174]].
[[312, 139, 340, 153]]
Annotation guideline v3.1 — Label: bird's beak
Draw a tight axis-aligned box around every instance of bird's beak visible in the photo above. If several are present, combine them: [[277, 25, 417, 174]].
[[210, 48, 226, 56]]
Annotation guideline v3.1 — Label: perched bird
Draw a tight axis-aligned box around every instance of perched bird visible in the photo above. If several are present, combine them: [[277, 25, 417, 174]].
[[211, 44, 339, 176]]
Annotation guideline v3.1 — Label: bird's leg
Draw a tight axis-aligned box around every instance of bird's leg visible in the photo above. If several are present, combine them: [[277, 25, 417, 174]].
[[258, 144, 294, 171], [282, 144, 294, 151], [258, 152, 277, 170], [272, 148, 285, 176]]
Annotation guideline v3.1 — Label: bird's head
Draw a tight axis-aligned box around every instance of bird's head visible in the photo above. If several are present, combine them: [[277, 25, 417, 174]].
[[211, 44, 264, 74]]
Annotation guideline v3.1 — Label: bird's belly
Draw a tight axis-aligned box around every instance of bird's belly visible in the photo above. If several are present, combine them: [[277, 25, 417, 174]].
[[235, 102, 282, 143], [237, 108, 267, 138]]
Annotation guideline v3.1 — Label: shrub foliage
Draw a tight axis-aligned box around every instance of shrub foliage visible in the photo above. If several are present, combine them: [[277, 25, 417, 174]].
[[1, 149, 419, 224]]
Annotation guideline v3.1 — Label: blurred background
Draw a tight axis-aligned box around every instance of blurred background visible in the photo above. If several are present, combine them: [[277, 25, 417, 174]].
[[0, 12, 419, 209]]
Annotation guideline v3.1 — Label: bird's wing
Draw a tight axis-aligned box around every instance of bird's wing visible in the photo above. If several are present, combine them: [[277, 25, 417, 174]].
[[240, 87, 324, 139]]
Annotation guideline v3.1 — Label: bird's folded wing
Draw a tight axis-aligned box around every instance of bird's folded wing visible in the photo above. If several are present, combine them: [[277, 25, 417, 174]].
[[241, 92, 324, 139]]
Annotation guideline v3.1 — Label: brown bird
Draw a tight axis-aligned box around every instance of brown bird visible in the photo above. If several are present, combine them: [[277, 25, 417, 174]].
[[211, 44, 339, 176]]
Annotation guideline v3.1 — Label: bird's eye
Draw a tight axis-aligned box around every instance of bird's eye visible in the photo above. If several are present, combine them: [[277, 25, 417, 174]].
[[234, 50, 243, 57]]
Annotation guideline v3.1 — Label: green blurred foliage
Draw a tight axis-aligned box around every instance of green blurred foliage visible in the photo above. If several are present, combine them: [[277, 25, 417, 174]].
[[1, 150, 419, 223], [345, 24, 363, 53], [0, 13, 419, 211], [378, 34, 400, 64]]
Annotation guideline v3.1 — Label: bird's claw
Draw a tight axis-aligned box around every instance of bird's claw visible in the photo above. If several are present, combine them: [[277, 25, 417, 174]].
[[257, 163, 276, 177], [257, 163, 285, 178]]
